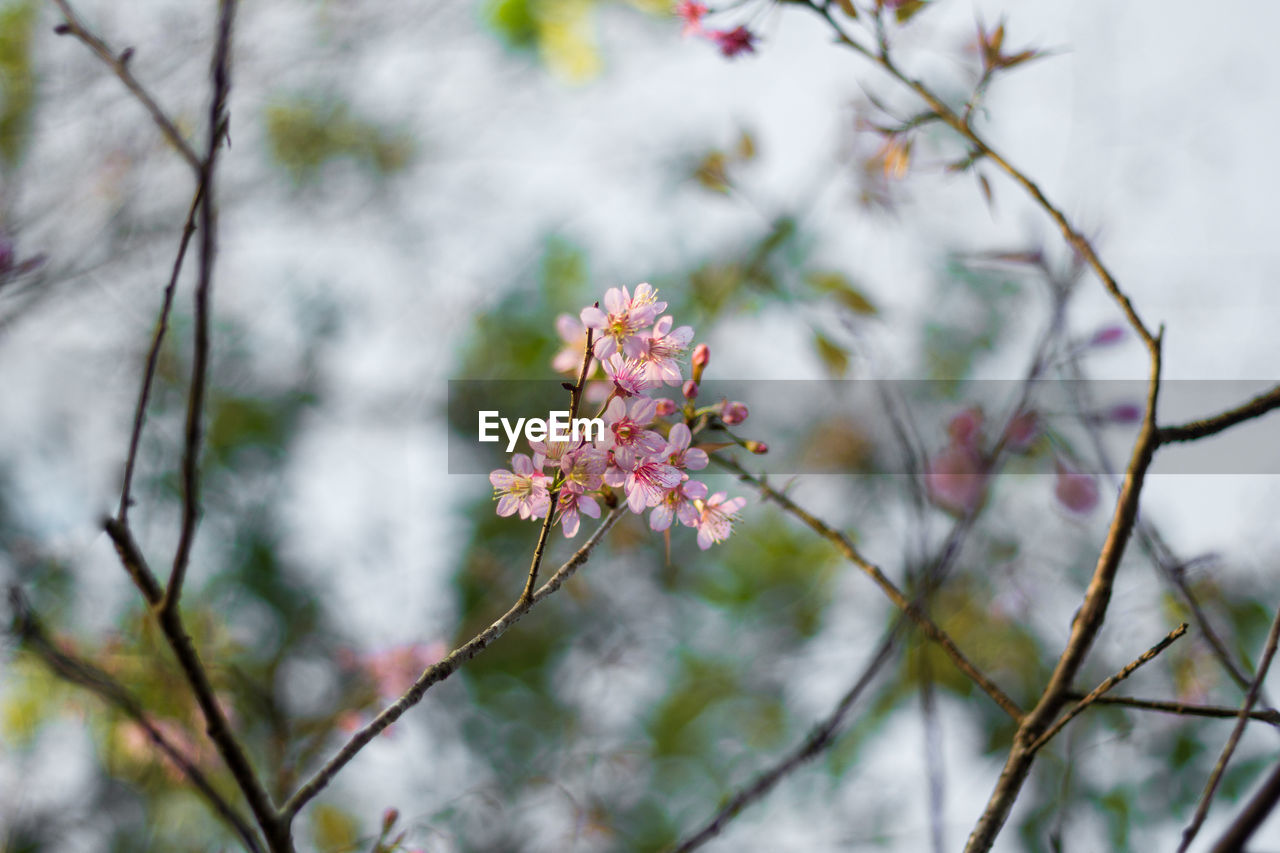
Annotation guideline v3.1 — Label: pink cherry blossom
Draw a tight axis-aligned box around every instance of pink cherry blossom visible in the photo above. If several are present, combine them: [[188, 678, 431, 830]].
[[664, 423, 709, 471], [603, 353, 656, 397], [947, 407, 984, 449], [654, 398, 677, 417], [1090, 325, 1126, 347], [601, 396, 667, 455], [555, 485, 601, 538], [708, 26, 756, 58], [925, 443, 987, 516], [694, 492, 747, 549], [489, 454, 551, 520], [561, 444, 607, 491], [580, 283, 667, 360], [675, 0, 708, 37], [651, 478, 709, 531], [634, 315, 694, 385], [552, 313, 591, 374], [615, 448, 683, 513], [1054, 460, 1099, 514]]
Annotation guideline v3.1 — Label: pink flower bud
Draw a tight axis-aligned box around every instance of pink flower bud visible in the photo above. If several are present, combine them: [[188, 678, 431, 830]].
[[925, 444, 987, 516], [745, 440, 768, 454], [382, 808, 400, 832], [0, 234, 12, 274], [682, 380, 699, 400], [1090, 325, 1126, 347], [1054, 460, 1099, 514], [947, 407, 983, 450], [654, 398, 677, 417], [722, 401, 749, 425], [1003, 409, 1039, 453], [1107, 403, 1143, 424], [692, 343, 710, 369]]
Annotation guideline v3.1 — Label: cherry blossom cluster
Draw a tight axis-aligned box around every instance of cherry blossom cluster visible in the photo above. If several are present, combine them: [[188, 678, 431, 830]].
[[490, 283, 749, 550], [675, 1, 758, 58]]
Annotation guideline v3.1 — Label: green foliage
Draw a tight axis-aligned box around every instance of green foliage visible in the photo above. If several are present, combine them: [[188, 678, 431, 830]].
[[0, 0, 37, 168], [265, 94, 414, 184]]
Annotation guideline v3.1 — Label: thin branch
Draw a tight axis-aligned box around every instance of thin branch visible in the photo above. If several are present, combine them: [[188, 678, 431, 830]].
[[712, 454, 1023, 722], [164, 0, 237, 614], [1029, 623, 1187, 752], [1062, 692, 1280, 726], [1210, 756, 1280, 853], [118, 185, 205, 522], [670, 626, 900, 852], [49, 0, 201, 172], [1157, 383, 1280, 445], [104, 521, 281, 839], [281, 507, 625, 822], [7, 587, 264, 853], [1178, 602, 1280, 852], [520, 328, 594, 602]]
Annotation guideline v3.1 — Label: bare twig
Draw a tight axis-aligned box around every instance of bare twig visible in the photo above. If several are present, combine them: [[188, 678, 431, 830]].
[[520, 328, 594, 602], [164, 0, 237, 614], [118, 185, 205, 522], [670, 626, 900, 852], [1157, 383, 1280, 445], [281, 507, 625, 822], [49, 0, 201, 171], [104, 521, 282, 843], [1178, 602, 1280, 852], [1210, 756, 1280, 853], [712, 454, 1023, 722], [7, 587, 263, 853], [1030, 623, 1187, 752], [1061, 692, 1280, 726]]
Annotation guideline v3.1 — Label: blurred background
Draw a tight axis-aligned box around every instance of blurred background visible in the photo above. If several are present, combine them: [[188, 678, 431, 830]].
[[1, 0, 1278, 850]]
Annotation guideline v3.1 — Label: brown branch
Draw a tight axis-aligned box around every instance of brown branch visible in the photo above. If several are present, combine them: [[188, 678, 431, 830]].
[[1210, 756, 1280, 853], [1157, 383, 1280, 445], [104, 518, 283, 843], [1178, 602, 1280, 852], [520, 328, 594, 602], [164, 0, 237, 614], [1061, 693, 1280, 727], [7, 587, 264, 853], [49, 0, 201, 172], [712, 454, 1023, 722], [670, 625, 900, 852], [1029, 623, 1187, 752], [118, 185, 205, 523], [281, 507, 625, 822]]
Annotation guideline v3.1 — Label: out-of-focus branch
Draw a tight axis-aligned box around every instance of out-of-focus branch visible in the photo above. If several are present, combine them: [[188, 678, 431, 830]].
[[713, 454, 1023, 722], [7, 587, 264, 853], [1061, 692, 1280, 726], [164, 0, 237, 614], [1178, 602, 1280, 852], [49, 0, 201, 172], [1030, 623, 1187, 752], [1157, 383, 1280, 445], [520, 329, 594, 602], [281, 507, 626, 822], [117, 185, 205, 523], [1211, 756, 1280, 853], [670, 626, 900, 852]]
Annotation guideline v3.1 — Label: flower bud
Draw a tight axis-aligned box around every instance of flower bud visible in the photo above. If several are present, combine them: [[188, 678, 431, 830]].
[[382, 808, 400, 832], [1054, 460, 1099, 514], [1090, 325, 1126, 347], [1106, 403, 1142, 424], [691, 343, 710, 383], [0, 234, 13, 275], [682, 380, 699, 400], [1003, 409, 1039, 453], [654, 398, 677, 417], [745, 440, 768, 454], [722, 401, 749, 425]]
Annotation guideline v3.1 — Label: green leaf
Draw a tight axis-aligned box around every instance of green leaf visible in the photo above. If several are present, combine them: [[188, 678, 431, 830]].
[[813, 331, 849, 377], [0, 0, 38, 167], [265, 95, 414, 184], [805, 271, 878, 315], [893, 0, 928, 24], [311, 803, 360, 852]]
